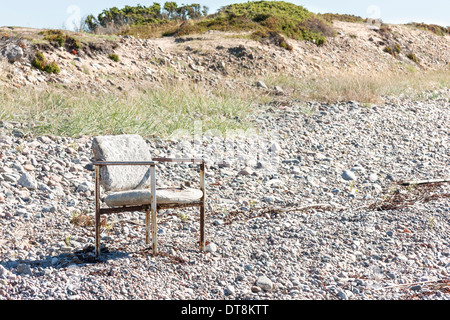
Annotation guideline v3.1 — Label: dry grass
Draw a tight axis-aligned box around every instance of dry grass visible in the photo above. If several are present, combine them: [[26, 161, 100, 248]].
[[0, 80, 256, 138], [1, 68, 448, 138], [262, 68, 450, 103]]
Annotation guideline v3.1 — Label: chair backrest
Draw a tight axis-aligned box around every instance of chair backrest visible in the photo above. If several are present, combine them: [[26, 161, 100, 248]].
[[92, 134, 153, 192]]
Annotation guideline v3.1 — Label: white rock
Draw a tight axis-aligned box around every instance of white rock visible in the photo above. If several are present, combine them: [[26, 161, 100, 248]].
[[205, 242, 217, 253], [256, 276, 273, 291]]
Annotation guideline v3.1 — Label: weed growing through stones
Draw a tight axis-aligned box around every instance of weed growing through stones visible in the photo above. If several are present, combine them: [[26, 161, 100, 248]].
[[407, 52, 419, 64], [108, 53, 119, 62], [71, 210, 94, 227]]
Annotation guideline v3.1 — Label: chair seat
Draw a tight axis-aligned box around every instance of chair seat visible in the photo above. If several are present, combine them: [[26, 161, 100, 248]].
[[104, 188, 203, 207]]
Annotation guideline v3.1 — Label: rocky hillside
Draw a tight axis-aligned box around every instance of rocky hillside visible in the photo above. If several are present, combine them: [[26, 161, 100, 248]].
[[1, 20, 449, 94]]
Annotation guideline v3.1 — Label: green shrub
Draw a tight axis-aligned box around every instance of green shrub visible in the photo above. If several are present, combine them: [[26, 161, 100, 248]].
[[159, 1, 333, 46], [41, 29, 66, 47], [407, 52, 419, 63], [384, 46, 398, 58], [318, 13, 364, 23], [409, 22, 449, 36], [379, 23, 392, 35], [32, 52, 46, 70], [43, 62, 61, 74], [108, 53, 120, 62], [40, 29, 81, 50], [31, 52, 60, 74]]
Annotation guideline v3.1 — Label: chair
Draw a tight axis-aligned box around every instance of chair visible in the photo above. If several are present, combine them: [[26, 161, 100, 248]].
[[91, 134, 206, 256]]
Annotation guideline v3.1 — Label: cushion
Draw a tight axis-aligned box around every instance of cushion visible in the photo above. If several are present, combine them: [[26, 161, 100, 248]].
[[104, 188, 204, 207], [92, 134, 153, 192]]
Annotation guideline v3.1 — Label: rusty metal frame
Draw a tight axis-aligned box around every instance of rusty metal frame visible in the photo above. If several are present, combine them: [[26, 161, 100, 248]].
[[92, 158, 206, 256]]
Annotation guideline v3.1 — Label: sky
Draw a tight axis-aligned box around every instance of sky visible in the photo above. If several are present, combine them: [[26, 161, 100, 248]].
[[0, 0, 449, 30]]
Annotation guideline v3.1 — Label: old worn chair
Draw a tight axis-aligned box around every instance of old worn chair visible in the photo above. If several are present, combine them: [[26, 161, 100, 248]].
[[91, 134, 206, 256]]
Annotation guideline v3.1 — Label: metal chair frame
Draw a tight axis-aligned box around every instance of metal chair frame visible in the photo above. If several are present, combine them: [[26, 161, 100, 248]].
[[92, 157, 206, 256]]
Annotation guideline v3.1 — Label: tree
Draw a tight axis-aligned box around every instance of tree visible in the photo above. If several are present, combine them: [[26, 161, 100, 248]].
[[202, 5, 209, 16], [186, 3, 202, 19], [163, 2, 178, 19]]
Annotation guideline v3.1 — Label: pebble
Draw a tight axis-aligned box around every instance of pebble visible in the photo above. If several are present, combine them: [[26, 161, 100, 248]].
[[0, 96, 449, 301], [256, 276, 273, 291], [205, 242, 217, 253], [18, 172, 37, 189], [342, 170, 357, 181]]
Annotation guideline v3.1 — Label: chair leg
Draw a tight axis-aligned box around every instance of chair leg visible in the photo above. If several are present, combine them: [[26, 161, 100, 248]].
[[94, 166, 101, 257], [145, 209, 151, 245], [199, 162, 206, 251], [95, 209, 100, 256], [152, 207, 157, 254], [200, 204, 205, 251], [150, 165, 157, 254]]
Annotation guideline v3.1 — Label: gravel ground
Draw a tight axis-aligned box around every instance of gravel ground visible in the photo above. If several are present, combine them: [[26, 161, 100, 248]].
[[0, 90, 449, 300]]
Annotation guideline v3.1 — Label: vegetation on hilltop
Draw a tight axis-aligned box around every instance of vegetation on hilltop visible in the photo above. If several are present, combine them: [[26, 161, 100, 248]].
[[84, 2, 209, 33], [83, 1, 335, 47], [407, 22, 450, 36], [82, 1, 450, 48], [318, 13, 365, 24]]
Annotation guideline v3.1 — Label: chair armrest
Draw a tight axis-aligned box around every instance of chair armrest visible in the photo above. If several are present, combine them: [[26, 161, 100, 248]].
[[92, 161, 156, 166], [152, 157, 204, 164]]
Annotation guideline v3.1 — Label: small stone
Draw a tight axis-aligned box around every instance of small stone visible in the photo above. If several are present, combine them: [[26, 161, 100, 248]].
[[3, 173, 19, 183], [368, 173, 378, 182], [76, 182, 90, 193], [274, 86, 284, 94], [269, 142, 281, 153], [205, 242, 217, 253], [256, 276, 273, 291], [255, 81, 268, 89], [337, 290, 348, 300], [225, 285, 236, 296], [0, 264, 9, 277], [238, 167, 254, 176], [17, 263, 32, 275], [342, 170, 357, 181], [18, 173, 37, 189], [251, 286, 261, 293], [213, 220, 224, 226]]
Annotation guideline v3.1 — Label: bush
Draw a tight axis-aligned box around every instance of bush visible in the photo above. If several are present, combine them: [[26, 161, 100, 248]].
[[410, 22, 449, 36], [318, 13, 364, 23], [407, 52, 419, 63], [32, 52, 46, 70], [31, 52, 61, 74], [378, 23, 392, 35], [41, 29, 66, 47], [40, 29, 82, 50], [108, 53, 120, 62], [43, 62, 61, 74], [120, 1, 335, 46], [384, 46, 398, 58]]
